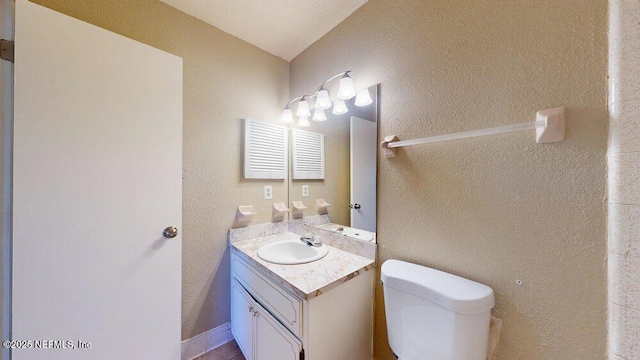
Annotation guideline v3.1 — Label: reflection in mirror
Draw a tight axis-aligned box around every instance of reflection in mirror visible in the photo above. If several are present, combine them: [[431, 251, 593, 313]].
[[289, 84, 378, 240]]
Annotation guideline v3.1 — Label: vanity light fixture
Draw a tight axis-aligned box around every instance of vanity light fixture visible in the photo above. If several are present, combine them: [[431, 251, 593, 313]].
[[332, 99, 348, 115], [281, 107, 294, 124], [336, 73, 356, 100], [296, 96, 311, 117], [298, 116, 311, 127], [355, 88, 373, 106], [315, 88, 332, 110], [312, 108, 327, 121], [280, 70, 372, 127]]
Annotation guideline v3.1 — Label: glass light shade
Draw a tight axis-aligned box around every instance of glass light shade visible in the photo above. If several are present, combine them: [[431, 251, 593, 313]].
[[298, 116, 311, 127], [281, 108, 294, 123], [296, 99, 311, 117], [332, 99, 348, 115], [354, 88, 373, 107], [337, 75, 356, 100], [315, 89, 332, 110], [312, 108, 327, 121]]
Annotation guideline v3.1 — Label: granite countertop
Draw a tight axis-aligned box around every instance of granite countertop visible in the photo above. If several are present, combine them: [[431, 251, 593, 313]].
[[231, 231, 375, 300]]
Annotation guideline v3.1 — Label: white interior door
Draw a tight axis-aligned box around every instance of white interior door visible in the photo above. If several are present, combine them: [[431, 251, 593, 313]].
[[350, 116, 376, 232], [12, 1, 183, 359]]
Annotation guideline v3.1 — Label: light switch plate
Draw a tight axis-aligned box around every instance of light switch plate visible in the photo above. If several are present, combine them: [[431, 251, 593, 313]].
[[264, 186, 273, 200], [302, 185, 309, 197]]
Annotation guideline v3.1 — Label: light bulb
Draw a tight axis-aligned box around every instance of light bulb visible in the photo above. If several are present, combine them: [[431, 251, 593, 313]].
[[354, 88, 373, 107], [298, 116, 311, 127], [281, 108, 294, 123], [332, 99, 348, 115], [312, 108, 327, 121], [315, 89, 332, 110], [296, 97, 311, 117], [337, 74, 356, 100]]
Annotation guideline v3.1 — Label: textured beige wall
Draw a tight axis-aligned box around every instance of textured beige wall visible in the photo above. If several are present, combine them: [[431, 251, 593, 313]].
[[29, 0, 289, 340], [290, 1, 608, 359], [608, 1, 640, 359]]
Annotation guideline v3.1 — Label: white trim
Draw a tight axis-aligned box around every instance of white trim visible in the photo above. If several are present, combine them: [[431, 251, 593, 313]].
[[181, 322, 234, 360]]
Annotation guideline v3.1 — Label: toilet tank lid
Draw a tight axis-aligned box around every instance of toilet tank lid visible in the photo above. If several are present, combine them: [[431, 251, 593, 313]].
[[381, 259, 495, 314]]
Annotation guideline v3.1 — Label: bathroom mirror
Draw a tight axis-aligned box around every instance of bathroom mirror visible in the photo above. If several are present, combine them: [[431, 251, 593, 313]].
[[288, 84, 378, 237]]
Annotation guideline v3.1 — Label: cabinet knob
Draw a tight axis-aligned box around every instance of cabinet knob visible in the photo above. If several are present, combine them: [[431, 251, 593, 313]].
[[248, 306, 253, 313]]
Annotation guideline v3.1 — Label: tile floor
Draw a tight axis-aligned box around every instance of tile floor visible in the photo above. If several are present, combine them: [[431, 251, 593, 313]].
[[195, 340, 245, 360]]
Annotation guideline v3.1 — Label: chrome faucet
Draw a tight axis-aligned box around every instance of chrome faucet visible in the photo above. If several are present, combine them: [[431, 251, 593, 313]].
[[300, 233, 322, 247]]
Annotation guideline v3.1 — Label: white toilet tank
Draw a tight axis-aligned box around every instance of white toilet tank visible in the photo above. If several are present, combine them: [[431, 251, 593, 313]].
[[381, 259, 495, 360]]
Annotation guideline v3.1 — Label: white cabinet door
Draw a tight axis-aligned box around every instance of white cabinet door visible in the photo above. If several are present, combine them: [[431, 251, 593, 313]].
[[231, 281, 255, 359], [12, 1, 182, 359], [255, 306, 302, 360]]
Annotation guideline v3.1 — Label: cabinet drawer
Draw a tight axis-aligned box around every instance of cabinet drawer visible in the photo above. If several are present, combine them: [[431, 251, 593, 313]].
[[232, 256, 302, 338]]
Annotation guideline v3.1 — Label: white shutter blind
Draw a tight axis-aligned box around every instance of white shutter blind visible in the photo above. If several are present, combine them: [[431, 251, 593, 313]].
[[292, 129, 325, 179], [244, 118, 288, 179]]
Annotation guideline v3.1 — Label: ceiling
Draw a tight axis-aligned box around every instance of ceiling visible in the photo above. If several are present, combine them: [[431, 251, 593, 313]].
[[158, 0, 367, 61]]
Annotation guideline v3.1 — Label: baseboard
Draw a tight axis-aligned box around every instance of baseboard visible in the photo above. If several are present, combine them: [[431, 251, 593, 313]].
[[181, 322, 233, 360]]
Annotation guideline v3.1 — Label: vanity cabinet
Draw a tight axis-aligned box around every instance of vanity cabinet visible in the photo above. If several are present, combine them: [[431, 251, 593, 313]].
[[231, 280, 302, 360], [230, 251, 374, 360]]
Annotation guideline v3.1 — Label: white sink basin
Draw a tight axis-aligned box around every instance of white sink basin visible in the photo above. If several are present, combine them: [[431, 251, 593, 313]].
[[257, 240, 329, 265]]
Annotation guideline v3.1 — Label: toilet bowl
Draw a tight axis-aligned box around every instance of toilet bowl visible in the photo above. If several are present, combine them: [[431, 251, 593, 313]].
[[381, 259, 495, 360]]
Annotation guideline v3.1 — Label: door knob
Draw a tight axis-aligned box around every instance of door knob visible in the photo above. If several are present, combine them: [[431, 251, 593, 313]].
[[350, 204, 361, 210], [163, 226, 178, 239]]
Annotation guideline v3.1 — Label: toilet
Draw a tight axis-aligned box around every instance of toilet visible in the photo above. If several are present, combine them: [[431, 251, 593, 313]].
[[381, 259, 495, 360]]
